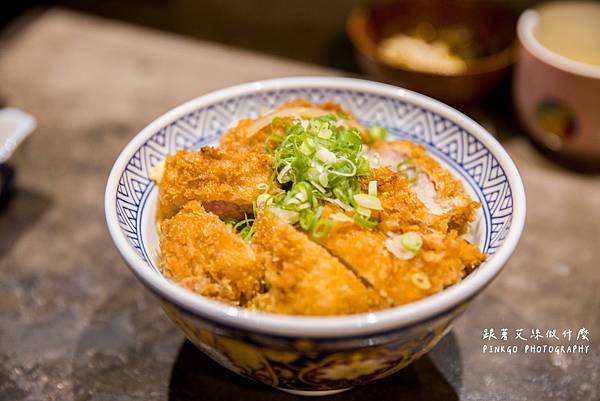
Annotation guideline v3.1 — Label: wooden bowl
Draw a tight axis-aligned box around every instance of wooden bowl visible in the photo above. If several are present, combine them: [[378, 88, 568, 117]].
[[347, 0, 517, 104]]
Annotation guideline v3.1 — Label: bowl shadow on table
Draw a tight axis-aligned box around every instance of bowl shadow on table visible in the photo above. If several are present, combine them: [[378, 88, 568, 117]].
[[0, 186, 51, 257], [168, 331, 462, 401]]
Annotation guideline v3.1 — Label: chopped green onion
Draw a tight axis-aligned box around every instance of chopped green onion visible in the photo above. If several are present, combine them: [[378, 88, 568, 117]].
[[293, 181, 313, 200], [368, 180, 377, 196], [323, 197, 353, 211], [329, 212, 354, 222], [397, 160, 419, 184], [329, 157, 356, 177], [310, 180, 326, 193], [239, 225, 254, 241], [233, 216, 251, 230], [332, 187, 351, 205], [318, 128, 332, 139], [368, 126, 388, 143], [353, 212, 378, 229], [399, 231, 423, 253], [385, 235, 414, 260], [355, 206, 371, 218], [384, 232, 421, 260], [256, 182, 269, 191], [270, 113, 382, 233], [297, 203, 311, 210], [336, 110, 351, 120], [355, 156, 371, 176], [256, 193, 271, 206], [299, 140, 314, 155], [318, 172, 329, 187], [316, 147, 336, 164], [311, 218, 333, 239], [411, 272, 431, 290], [277, 164, 292, 183], [233, 215, 255, 241], [268, 206, 299, 224], [294, 192, 306, 203], [354, 193, 383, 210], [299, 209, 315, 231]]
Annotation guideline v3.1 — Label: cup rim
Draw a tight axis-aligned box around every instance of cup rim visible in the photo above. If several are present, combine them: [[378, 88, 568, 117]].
[[105, 76, 526, 338], [517, 5, 600, 80]]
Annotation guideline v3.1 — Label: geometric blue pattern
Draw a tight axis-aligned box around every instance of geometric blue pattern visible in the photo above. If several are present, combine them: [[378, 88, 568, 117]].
[[115, 88, 513, 262]]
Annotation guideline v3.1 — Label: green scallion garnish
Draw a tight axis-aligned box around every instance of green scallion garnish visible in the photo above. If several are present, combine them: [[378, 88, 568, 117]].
[[397, 159, 420, 184], [311, 218, 333, 239], [399, 231, 423, 253], [368, 126, 388, 144], [353, 212, 378, 229], [265, 114, 384, 238], [233, 215, 255, 241]]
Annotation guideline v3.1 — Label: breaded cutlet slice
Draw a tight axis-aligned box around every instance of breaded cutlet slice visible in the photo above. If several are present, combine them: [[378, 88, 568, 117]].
[[316, 207, 486, 305], [248, 209, 389, 315], [219, 99, 362, 154], [219, 100, 317, 154], [157, 147, 272, 221], [218, 118, 271, 155], [370, 139, 479, 234], [361, 167, 432, 234], [159, 201, 263, 306]]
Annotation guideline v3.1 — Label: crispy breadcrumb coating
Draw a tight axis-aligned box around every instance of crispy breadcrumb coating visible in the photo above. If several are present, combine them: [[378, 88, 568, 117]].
[[159, 201, 263, 305], [157, 147, 272, 221], [371, 139, 479, 234], [219, 99, 361, 154], [219, 118, 270, 154], [362, 167, 431, 233], [248, 209, 389, 315], [317, 206, 485, 305], [157, 100, 487, 314]]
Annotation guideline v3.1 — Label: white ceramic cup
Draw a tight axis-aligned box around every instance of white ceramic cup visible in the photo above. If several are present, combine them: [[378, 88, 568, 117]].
[[514, 1, 600, 161]]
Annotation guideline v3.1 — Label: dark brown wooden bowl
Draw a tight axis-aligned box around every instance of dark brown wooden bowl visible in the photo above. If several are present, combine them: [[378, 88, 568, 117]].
[[347, 0, 517, 104]]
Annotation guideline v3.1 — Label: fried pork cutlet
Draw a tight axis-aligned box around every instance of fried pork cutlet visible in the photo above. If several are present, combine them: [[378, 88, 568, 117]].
[[248, 209, 389, 315], [157, 147, 272, 221], [219, 118, 271, 155], [370, 139, 479, 234], [219, 99, 363, 154], [362, 167, 431, 234], [156, 100, 487, 314], [159, 201, 263, 305], [219, 100, 318, 154], [316, 206, 485, 305]]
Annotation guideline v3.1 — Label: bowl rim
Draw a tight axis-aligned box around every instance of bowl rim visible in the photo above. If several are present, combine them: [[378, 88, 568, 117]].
[[105, 76, 526, 338]]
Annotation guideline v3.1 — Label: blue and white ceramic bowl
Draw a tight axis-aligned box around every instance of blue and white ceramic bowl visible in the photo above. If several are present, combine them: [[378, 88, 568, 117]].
[[105, 77, 526, 396]]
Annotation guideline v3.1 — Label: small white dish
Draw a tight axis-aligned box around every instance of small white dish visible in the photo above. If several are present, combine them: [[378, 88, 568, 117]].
[[0, 107, 36, 163]]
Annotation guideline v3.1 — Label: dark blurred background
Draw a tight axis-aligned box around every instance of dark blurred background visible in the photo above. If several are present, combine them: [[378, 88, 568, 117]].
[[3, 0, 541, 73]]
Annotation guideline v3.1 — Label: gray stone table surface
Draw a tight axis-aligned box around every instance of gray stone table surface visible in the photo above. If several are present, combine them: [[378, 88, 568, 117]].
[[0, 9, 598, 401]]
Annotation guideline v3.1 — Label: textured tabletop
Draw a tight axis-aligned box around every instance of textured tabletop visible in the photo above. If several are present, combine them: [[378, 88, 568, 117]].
[[0, 9, 598, 401]]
